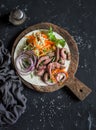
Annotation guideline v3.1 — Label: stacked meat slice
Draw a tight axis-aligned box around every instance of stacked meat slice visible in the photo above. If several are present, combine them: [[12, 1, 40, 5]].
[[35, 47, 71, 85]]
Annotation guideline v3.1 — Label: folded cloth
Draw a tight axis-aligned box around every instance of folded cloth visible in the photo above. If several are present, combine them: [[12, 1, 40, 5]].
[[0, 40, 27, 126]]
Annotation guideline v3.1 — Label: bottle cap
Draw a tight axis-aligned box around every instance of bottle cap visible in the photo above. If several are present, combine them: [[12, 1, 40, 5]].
[[9, 9, 26, 25]]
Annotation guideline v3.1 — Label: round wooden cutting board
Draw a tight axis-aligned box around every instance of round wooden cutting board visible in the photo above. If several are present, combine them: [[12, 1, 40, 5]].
[[12, 22, 92, 101]]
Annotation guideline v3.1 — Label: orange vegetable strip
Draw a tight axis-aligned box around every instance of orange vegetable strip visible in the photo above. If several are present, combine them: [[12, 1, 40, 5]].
[[41, 33, 48, 39], [51, 69, 68, 83]]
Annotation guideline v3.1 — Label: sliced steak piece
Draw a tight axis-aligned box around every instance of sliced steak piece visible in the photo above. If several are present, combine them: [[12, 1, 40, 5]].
[[36, 56, 49, 68], [43, 72, 56, 85], [47, 62, 61, 75], [55, 47, 60, 62], [36, 69, 45, 76], [60, 48, 71, 60]]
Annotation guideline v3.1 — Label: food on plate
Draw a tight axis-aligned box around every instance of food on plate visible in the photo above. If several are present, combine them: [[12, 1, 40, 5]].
[[15, 50, 36, 75], [15, 27, 71, 85]]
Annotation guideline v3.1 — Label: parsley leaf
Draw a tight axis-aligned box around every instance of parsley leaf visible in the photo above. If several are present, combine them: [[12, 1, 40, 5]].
[[48, 27, 56, 42], [48, 27, 66, 47], [56, 39, 66, 47], [30, 73, 33, 78]]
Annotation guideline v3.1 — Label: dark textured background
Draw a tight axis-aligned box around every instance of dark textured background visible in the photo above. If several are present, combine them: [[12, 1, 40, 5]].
[[0, 0, 96, 130]]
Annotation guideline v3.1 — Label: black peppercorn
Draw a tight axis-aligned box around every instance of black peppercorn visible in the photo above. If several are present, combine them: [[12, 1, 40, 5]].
[[9, 9, 26, 25]]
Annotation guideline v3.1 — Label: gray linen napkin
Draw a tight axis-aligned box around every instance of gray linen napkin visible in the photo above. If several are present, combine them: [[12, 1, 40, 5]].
[[0, 40, 27, 126]]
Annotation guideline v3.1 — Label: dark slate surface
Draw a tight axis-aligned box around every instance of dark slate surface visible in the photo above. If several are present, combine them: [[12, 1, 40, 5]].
[[0, 0, 96, 130]]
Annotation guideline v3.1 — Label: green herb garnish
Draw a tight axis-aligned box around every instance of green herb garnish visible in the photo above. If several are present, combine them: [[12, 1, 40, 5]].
[[22, 58, 31, 69], [48, 78, 53, 83], [52, 57, 56, 62], [43, 48, 47, 52], [48, 27, 66, 47], [30, 73, 33, 78], [23, 42, 34, 51]]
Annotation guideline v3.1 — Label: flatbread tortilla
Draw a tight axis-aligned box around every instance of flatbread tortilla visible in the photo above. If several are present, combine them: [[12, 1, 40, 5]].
[[14, 29, 71, 86]]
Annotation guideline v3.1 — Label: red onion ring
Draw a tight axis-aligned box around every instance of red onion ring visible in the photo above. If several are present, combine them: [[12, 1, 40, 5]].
[[23, 50, 37, 65], [56, 72, 66, 83], [15, 51, 36, 75]]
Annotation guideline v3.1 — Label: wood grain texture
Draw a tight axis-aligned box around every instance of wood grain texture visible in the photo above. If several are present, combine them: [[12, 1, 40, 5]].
[[65, 77, 92, 100], [11, 22, 92, 100]]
